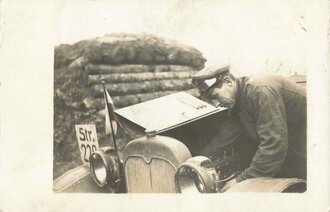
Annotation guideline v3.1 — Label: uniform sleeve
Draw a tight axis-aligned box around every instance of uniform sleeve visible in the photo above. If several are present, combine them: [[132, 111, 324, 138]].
[[236, 85, 288, 182]]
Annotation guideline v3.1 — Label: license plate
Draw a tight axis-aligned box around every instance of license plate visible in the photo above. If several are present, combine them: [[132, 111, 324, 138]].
[[75, 125, 100, 163]]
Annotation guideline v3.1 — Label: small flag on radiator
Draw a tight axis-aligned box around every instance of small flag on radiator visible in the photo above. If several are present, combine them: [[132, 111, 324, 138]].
[[104, 89, 118, 135]]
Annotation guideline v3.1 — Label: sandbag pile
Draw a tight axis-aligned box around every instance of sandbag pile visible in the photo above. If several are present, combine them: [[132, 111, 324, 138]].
[[84, 33, 205, 69], [55, 33, 206, 69]]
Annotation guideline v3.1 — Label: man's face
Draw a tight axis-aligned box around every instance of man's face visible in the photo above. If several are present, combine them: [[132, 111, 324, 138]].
[[206, 77, 237, 109]]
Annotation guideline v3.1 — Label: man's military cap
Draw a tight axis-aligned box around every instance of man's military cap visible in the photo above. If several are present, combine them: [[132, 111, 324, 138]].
[[192, 65, 230, 93], [192, 65, 230, 81]]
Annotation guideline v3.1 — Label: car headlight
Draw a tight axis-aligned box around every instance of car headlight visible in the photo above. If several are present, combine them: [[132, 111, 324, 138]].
[[175, 156, 219, 193], [90, 146, 122, 192]]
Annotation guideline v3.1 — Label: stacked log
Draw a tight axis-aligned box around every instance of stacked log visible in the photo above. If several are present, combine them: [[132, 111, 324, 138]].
[[84, 64, 200, 108], [84, 63, 201, 108]]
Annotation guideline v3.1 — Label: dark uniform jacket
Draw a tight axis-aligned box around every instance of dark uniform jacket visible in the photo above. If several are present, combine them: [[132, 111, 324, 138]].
[[234, 75, 307, 182]]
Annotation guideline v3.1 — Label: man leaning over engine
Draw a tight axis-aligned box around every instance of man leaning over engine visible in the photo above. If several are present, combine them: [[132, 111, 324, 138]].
[[192, 65, 307, 192]]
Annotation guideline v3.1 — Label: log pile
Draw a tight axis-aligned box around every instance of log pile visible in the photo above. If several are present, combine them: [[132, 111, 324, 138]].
[[85, 64, 200, 107], [79, 34, 206, 109], [53, 33, 206, 178]]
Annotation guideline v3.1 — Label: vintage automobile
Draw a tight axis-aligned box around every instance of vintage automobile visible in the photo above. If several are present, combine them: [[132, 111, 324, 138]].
[[53, 75, 307, 193]]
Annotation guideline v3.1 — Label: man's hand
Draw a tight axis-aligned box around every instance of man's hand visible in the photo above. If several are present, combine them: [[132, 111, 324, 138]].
[[221, 178, 238, 192]]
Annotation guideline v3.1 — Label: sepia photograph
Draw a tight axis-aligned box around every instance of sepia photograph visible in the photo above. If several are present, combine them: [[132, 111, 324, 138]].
[[53, 0, 309, 194], [1, 0, 330, 211]]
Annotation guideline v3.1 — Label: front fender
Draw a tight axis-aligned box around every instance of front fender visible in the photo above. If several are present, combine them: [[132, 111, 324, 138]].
[[225, 177, 306, 193], [53, 164, 110, 193]]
